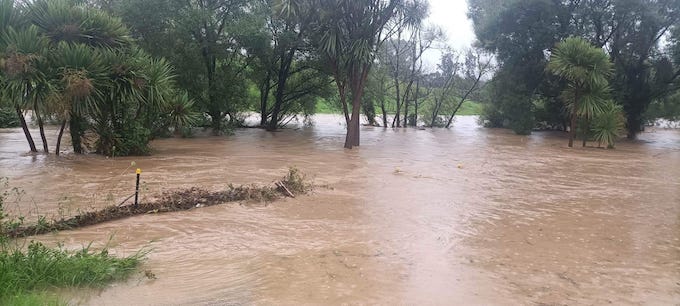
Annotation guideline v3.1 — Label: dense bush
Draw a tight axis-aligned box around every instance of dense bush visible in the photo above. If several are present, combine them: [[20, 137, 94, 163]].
[[0, 108, 19, 128]]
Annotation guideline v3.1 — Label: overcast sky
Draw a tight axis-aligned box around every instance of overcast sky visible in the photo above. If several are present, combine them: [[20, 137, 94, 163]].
[[428, 0, 476, 49], [422, 0, 477, 69]]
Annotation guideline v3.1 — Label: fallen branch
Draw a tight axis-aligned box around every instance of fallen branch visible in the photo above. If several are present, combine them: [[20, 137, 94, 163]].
[[275, 181, 295, 198]]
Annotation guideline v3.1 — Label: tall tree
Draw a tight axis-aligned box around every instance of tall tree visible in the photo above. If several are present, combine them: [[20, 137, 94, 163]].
[[444, 49, 492, 128], [470, 0, 680, 137], [248, 0, 332, 130], [0, 0, 39, 152], [110, 0, 254, 134], [548, 36, 613, 147], [299, 0, 404, 148], [428, 50, 460, 127]]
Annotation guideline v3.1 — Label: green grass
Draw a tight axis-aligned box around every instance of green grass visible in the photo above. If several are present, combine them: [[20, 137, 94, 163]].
[[0, 241, 143, 305], [2, 292, 63, 306], [315, 98, 341, 114], [456, 101, 483, 116], [314, 99, 483, 116]]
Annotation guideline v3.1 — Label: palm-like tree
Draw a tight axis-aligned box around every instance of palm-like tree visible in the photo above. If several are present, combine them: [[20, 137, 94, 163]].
[[27, 0, 131, 48], [137, 54, 175, 127], [548, 36, 613, 147], [592, 100, 625, 148], [1, 25, 49, 153], [167, 91, 199, 136], [51, 42, 105, 155], [278, 0, 403, 148], [3, 0, 180, 157]]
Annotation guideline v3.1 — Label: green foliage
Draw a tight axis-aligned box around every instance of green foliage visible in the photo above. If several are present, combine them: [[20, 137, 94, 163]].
[[548, 37, 612, 93], [470, 0, 680, 137], [533, 97, 566, 129], [0, 241, 141, 305], [0, 178, 143, 304], [165, 91, 199, 134], [456, 101, 483, 116], [95, 121, 151, 157], [0, 107, 19, 127], [27, 0, 132, 48], [479, 68, 536, 134], [109, 0, 254, 134], [591, 101, 625, 148], [504, 95, 535, 135], [548, 36, 613, 146], [316, 97, 341, 114], [116, 123, 152, 156], [647, 92, 680, 122], [0, 0, 180, 156], [2, 291, 63, 306]]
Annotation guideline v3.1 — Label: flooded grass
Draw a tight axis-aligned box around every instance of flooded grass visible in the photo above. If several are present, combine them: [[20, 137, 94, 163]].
[[1, 116, 679, 304], [3, 168, 310, 239], [0, 241, 142, 305]]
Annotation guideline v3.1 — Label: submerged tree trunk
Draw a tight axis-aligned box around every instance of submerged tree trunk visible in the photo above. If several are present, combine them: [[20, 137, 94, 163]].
[[430, 98, 441, 128], [334, 79, 350, 126], [412, 79, 420, 127], [268, 83, 285, 131], [56, 120, 67, 156], [259, 72, 271, 127], [268, 47, 296, 131], [393, 79, 401, 128], [345, 67, 369, 149], [35, 105, 49, 153], [569, 114, 576, 147], [582, 118, 590, 147], [625, 115, 641, 139], [380, 99, 388, 128], [16, 107, 37, 153], [208, 110, 223, 135], [569, 90, 579, 148], [446, 95, 470, 128], [344, 95, 362, 149], [70, 116, 85, 154], [403, 100, 408, 127]]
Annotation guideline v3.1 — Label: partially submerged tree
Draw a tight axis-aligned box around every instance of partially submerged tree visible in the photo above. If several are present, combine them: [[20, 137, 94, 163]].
[[548, 36, 613, 147], [0, 25, 45, 153], [470, 0, 680, 138], [298, 0, 403, 149], [428, 50, 461, 127], [444, 49, 492, 128], [248, 0, 333, 130], [1, 0, 186, 156], [110, 0, 253, 135]]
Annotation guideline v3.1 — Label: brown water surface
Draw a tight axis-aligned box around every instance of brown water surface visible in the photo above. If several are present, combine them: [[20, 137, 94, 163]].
[[1, 115, 679, 305]]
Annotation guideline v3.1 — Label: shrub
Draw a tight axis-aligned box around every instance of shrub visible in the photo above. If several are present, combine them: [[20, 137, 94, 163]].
[[0, 108, 20, 128]]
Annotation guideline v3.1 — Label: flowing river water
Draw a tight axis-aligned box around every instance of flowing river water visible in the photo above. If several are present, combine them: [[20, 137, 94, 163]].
[[0, 115, 679, 305]]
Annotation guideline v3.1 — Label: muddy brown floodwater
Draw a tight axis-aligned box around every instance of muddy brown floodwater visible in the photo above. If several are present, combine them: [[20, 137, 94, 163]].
[[1, 115, 679, 305]]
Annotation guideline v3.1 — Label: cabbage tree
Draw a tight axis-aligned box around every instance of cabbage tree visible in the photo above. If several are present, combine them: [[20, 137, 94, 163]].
[[548, 36, 613, 147], [284, 0, 404, 148]]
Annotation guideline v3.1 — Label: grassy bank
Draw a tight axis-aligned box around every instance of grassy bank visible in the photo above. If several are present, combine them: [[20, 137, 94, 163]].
[[455, 101, 483, 116], [315, 99, 483, 116], [0, 178, 143, 305], [0, 168, 310, 304], [0, 242, 142, 305]]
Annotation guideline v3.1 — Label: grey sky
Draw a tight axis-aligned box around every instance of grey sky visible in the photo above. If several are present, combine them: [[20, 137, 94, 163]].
[[427, 0, 476, 49], [422, 0, 477, 69]]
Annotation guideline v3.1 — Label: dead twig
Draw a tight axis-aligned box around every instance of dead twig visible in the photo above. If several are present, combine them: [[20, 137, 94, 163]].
[[275, 181, 295, 198]]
